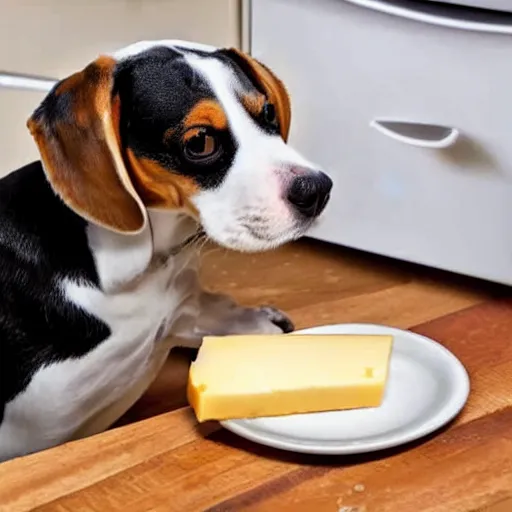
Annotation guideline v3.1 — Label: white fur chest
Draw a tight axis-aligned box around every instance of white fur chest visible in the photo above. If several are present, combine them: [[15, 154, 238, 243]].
[[62, 211, 202, 420]]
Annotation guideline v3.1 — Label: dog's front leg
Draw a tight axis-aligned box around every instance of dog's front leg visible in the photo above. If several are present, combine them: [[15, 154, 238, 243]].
[[194, 290, 295, 338], [170, 267, 295, 350]]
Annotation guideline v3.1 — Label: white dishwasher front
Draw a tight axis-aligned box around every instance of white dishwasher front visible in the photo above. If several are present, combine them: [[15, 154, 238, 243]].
[[251, 0, 512, 285]]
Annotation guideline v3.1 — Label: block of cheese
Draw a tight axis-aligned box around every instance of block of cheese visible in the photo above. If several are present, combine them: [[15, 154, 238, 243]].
[[188, 334, 393, 422]]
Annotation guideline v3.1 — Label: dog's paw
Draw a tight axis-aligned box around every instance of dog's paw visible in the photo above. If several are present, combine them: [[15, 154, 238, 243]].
[[257, 306, 295, 333]]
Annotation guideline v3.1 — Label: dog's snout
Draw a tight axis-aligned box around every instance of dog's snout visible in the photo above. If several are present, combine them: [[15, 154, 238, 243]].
[[287, 171, 333, 218]]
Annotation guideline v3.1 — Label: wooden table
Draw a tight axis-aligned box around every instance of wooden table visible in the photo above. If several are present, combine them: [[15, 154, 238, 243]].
[[1, 242, 512, 512]]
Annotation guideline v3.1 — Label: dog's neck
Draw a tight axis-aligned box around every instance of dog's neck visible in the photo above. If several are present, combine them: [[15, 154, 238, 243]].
[[147, 209, 201, 259], [86, 209, 200, 292]]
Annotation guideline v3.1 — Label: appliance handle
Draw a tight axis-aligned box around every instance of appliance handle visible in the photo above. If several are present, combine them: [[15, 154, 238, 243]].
[[370, 119, 459, 149], [0, 72, 57, 93]]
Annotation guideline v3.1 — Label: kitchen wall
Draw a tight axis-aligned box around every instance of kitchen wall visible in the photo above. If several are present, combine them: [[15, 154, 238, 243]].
[[0, 0, 241, 175]]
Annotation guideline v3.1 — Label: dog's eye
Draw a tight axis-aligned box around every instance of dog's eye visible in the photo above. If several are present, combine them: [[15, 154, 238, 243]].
[[262, 102, 277, 125], [184, 128, 219, 161]]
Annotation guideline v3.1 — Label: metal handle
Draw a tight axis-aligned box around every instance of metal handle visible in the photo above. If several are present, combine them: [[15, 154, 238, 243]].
[[0, 72, 56, 93], [370, 119, 459, 149]]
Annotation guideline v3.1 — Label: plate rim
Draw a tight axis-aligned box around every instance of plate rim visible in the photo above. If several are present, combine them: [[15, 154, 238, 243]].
[[220, 323, 470, 455]]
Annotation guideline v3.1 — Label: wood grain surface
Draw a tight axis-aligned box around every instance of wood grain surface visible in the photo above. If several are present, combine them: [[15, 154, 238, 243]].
[[0, 240, 510, 512]]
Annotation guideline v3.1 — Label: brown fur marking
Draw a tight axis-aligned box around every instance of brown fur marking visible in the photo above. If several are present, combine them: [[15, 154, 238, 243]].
[[241, 93, 266, 118], [126, 150, 199, 214], [227, 48, 291, 141], [28, 57, 146, 234], [183, 99, 228, 131]]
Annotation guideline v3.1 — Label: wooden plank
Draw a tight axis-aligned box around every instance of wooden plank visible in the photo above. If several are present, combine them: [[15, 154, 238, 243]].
[[0, 409, 219, 512], [288, 279, 484, 330], [199, 240, 495, 317]]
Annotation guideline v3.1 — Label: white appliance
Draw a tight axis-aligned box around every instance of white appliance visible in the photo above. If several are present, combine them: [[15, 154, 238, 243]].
[[428, 0, 512, 13], [248, 0, 512, 285]]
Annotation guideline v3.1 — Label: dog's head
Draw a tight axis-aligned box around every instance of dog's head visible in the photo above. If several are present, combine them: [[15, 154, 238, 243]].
[[28, 40, 332, 252]]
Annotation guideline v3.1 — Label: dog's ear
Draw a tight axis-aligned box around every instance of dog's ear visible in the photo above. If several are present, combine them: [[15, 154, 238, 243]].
[[221, 48, 291, 142], [27, 56, 147, 234]]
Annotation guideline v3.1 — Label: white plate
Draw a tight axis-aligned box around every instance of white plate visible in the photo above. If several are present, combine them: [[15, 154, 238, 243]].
[[220, 323, 470, 455]]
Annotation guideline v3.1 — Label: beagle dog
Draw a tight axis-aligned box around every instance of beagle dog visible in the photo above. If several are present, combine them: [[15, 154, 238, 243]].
[[0, 40, 332, 461]]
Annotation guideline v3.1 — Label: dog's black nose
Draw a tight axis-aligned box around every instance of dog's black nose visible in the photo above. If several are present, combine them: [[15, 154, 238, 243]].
[[287, 171, 333, 218]]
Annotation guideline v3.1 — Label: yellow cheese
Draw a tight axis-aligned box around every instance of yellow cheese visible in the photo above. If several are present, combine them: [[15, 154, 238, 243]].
[[188, 334, 393, 422]]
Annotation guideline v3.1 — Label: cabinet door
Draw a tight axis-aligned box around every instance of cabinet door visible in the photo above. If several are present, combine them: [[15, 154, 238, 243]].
[[0, 88, 45, 176], [0, 0, 240, 78]]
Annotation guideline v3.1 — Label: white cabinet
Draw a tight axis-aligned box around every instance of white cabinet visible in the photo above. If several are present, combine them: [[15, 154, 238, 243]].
[[251, 0, 512, 285], [0, 0, 240, 78], [0, 89, 45, 174]]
